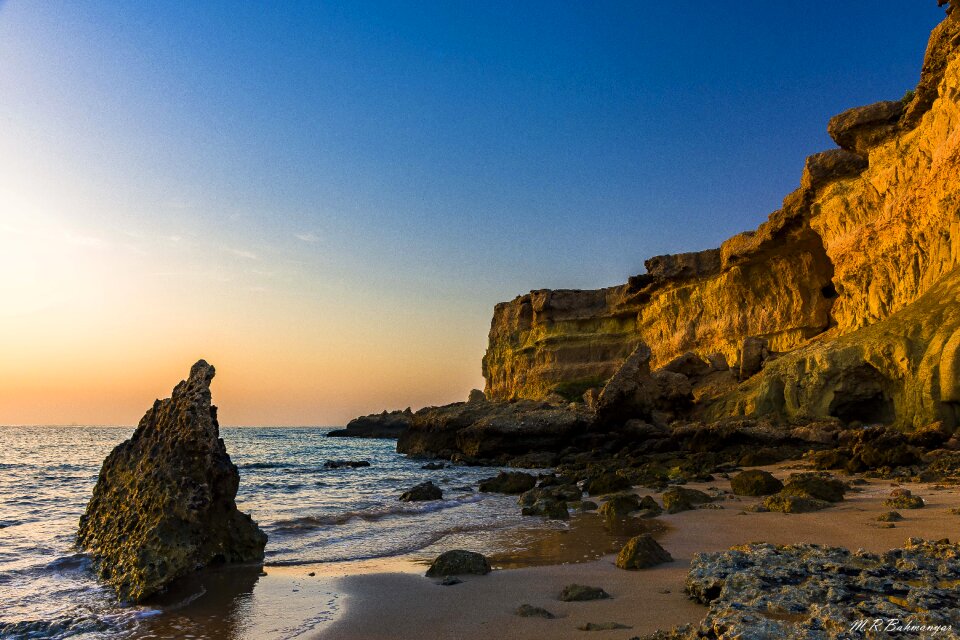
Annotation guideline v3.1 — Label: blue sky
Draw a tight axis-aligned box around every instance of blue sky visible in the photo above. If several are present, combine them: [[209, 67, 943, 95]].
[[0, 1, 946, 424]]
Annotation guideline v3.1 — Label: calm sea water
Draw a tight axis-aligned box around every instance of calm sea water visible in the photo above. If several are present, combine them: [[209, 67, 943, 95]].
[[0, 426, 563, 639]]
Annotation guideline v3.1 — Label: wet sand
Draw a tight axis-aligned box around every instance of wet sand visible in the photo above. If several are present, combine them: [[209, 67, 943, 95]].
[[319, 464, 960, 640]]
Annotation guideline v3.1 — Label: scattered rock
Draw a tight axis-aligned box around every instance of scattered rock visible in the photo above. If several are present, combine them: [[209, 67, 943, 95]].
[[479, 471, 537, 494], [885, 488, 925, 509], [571, 500, 599, 512], [578, 622, 632, 631], [662, 487, 712, 514], [781, 472, 845, 502], [424, 550, 491, 577], [616, 534, 673, 570], [76, 361, 267, 603], [323, 460, 370, 469], [584, 472, 631, 496], [521, 498, 569, 520], [877, 510, 904, 522], [729, 469, 783, 496], [558, 584, 610, 602], [762, 493, 831, 513], [399, 481, 442, 502], [421, 462, 446, 470], [598, 493, 642, 519], [438, 576, 463, 586], [515, 604, 555, 618]]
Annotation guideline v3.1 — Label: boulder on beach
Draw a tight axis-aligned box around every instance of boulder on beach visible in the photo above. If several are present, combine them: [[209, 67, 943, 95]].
[[662, 487, 713, 514], [886, 488, 925, 509], [424, 550, 491, 577], [730, 469, 783, 496], [597, 493, 642, 519], [399, 480, 442, 502], [76, 360, 267, 603], [478, 471, 537, 494], [615, 534, 673, 569], [515, 604, 555, 618], [558, 584, 610, 601], [781, 472, 846, 502], [762, 493, 831, 513]]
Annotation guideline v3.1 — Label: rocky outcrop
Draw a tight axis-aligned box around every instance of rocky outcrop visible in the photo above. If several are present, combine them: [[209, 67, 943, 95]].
[[396, 399, 594, 460], [77, 361, 267, 603], [671, 539, 960, 639], [481, 5, 960, 431], [327, 408, 413, 438]]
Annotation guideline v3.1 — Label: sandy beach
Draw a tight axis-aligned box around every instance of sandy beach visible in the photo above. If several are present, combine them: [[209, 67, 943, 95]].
[[320, 464, 960, 639]]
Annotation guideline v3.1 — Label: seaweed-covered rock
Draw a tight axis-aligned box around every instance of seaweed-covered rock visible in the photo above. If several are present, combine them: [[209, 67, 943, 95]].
[[877, 510, 904, 522], [77, 361, 267, 603], [781, 473, 845, 502], [399, 480, 442, 502], [885, 488, 925, 509], [518, 484, 582, 506], [662, 487, 712, 514], [730, 469, 783, 496], [424, 550, 491, 577], [558, 584, 610, 601], [323, 460, 370, 469], [615, 534, 673, 569], [478, 471, 536, 494]]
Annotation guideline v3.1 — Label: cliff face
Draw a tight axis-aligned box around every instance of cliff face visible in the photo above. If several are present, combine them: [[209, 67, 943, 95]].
[[483, 6, 960, 429]]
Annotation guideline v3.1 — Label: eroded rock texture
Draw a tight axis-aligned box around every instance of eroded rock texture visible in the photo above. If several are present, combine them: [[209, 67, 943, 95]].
[[77, 361, 267, 602], [483, 5, 960, 430]]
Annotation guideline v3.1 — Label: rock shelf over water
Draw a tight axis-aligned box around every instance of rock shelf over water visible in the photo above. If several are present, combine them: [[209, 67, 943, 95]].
[[77, 360, 267, 603]]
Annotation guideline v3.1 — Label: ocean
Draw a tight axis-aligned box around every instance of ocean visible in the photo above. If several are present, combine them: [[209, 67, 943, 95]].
[[0, 426, 578, 639]]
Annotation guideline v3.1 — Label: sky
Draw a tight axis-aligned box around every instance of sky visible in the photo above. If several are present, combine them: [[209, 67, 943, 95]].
[[0, 1, 946, 426]]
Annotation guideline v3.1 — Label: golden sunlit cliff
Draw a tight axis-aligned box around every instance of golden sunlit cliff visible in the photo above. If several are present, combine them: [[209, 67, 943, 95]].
[[483, 6, 960, 429]]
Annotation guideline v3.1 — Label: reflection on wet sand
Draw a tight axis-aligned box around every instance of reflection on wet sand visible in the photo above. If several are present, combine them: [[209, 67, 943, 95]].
[[131, 563, 339, 640], [486, 513, 666, 570]]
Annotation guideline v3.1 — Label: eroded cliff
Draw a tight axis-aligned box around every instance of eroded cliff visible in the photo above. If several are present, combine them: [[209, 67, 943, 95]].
[[483, 5, 960, 430]]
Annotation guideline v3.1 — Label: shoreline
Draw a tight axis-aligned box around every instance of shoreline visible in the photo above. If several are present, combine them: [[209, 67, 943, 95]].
[[319, 462, 960, 639]]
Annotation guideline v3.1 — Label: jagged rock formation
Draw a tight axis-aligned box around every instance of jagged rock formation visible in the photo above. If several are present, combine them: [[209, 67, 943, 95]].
[[77, 361, 267, 603], [326, 408, 413, 438], [482, 5, 960, 430]]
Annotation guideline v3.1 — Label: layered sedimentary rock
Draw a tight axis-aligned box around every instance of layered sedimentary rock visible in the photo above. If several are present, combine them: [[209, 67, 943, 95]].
[[77, 361, 267, 602], [483, 5, 960, 430]]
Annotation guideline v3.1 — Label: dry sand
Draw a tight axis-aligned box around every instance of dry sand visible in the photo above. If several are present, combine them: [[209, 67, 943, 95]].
[[317, 464, 960, 640]]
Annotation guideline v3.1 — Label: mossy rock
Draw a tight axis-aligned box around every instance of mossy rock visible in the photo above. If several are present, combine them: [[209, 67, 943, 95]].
[[781, 473, 845, 502], [763, 493, 831, 513], [877, 510, 904, 522], [425, 550, 491, 577], [615, 534, 673, 570], [730, 470, 783, 496], [885, 488, 924, 509]]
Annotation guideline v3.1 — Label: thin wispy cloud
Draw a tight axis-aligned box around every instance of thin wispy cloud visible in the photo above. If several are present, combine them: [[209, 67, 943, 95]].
[[295, 232, 320, 243], [226, 247, 259, 260]]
